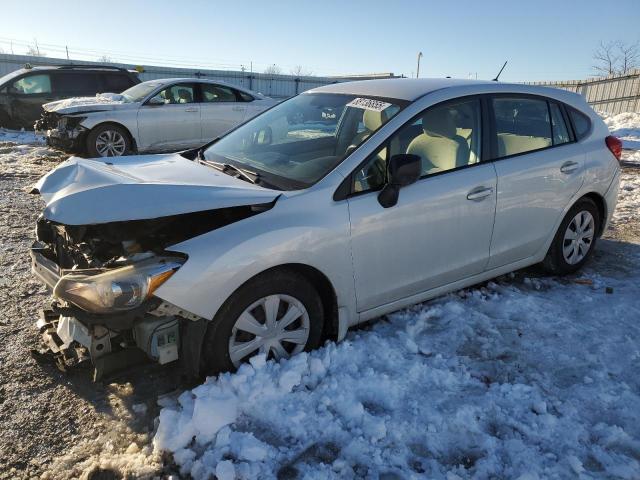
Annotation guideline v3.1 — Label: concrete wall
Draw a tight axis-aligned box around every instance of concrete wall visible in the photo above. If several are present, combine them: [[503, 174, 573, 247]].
[[0, 53, 398, 98]]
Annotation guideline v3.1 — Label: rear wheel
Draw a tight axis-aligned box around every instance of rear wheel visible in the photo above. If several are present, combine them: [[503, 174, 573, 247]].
[[86, 124, 131, 158], [200, 270, 324, 376], [542, 198, 600, 275]]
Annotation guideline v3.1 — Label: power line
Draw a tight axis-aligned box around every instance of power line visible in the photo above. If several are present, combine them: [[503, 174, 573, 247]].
[[0, 36, 359, 76]]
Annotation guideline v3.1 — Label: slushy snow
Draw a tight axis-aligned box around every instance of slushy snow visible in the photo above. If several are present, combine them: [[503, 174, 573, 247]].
[[153, 112, 640, 477]]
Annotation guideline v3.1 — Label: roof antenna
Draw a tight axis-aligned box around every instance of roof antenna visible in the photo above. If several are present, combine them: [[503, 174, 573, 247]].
[[492, 61, 508, 81]]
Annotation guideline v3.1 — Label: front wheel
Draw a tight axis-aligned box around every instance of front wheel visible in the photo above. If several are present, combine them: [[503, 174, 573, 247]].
[[542, 198, 600, 275], [200, 270, 325, 376], [86, 124, 131, 158]]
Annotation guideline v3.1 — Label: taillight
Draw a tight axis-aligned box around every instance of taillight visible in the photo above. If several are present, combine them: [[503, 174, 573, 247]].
[[606, 135, 622, 162]]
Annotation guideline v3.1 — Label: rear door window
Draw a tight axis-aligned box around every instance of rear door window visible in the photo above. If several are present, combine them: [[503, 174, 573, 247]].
[[11, 74, 52, 94], [53, 72, 101, 94], [102, 73, 135, 92], [492, 97, 552, 158], [201, 83, 238, 103]]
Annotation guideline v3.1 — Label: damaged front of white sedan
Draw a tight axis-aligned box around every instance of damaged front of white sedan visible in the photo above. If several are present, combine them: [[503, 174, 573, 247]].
[[29, 78, 620, 381]]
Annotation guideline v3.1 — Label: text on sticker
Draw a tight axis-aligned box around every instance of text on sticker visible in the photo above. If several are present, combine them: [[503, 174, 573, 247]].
[[346, 98, 392, 112]]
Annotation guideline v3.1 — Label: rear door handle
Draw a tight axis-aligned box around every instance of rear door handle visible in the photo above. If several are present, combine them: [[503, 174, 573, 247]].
[[560, 161, 579, 173], [466, 186, 494, 201], [185, 107, 198, 112], [232, 106, 244, 112]]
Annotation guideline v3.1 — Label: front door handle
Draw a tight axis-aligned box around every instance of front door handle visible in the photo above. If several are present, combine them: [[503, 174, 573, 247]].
[[232, 106, 244, 112], [467, 186, 494, 201], [185, 107, 198, 112], [560, 161, 579, 174]]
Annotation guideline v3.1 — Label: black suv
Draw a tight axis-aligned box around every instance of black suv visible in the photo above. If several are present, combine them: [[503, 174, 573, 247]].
[[0, 64, 140, 129]]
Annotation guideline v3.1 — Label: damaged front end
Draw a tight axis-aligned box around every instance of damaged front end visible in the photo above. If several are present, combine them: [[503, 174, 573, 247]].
[[31, 203, 271, 380], [35, 111, 88, 153]]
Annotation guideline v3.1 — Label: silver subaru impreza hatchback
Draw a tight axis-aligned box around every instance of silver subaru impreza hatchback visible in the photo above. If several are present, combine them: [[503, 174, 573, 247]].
[[30, 78, 621, 378]]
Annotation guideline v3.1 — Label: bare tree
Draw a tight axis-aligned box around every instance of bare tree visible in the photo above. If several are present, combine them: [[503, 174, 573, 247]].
[[290, 65, 313, 77], [264, 64, 282, 75], [0, 46, 4, 54], [618, 41, 639, 74], [592, 41, 619, 76], [97, 55, 113, 63]]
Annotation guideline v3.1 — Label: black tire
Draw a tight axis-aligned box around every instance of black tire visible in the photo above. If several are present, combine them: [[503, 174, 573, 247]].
[[542, 198, 600, 275], [86, 123, 132, 158], [200, 270, 325, 376]]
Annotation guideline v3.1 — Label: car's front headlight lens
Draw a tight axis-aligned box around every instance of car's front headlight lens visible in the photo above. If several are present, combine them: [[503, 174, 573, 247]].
[[53, 258, 183, 314]]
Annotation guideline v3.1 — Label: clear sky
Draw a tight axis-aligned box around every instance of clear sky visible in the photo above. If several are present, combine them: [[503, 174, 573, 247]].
[[1, 0, 638, 82]]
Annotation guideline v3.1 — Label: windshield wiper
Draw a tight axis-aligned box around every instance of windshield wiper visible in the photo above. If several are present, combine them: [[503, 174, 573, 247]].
[[200, 159, 260, 185]]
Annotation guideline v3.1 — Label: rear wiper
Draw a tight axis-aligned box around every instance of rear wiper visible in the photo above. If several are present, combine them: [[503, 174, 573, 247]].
[[201, 159, 260, 184]]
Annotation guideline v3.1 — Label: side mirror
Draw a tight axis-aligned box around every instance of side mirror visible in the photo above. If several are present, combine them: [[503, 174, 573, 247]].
[[377, 154, 421, 208], [146, 96, 164, 106]]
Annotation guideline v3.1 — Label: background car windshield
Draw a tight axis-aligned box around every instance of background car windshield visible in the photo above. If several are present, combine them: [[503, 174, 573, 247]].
[[121, 82, 162, 102], [204, 93, 403, 188]]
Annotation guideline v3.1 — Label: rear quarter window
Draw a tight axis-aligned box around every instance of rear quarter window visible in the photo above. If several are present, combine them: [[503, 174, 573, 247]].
[[568, 107, 591, 140]]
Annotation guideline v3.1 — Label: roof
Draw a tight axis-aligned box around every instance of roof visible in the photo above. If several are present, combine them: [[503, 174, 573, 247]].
[[307, 78, 583, 104], [307, 78, 495, 101]]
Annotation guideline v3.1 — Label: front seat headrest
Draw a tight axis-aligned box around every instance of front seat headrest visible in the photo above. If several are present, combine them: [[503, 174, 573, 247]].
[[363, 109, 387, 132], [422, 108, 457, 138]]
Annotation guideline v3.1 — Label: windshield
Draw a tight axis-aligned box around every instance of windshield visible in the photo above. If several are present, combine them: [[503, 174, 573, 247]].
[[203, 93, 405, 189], [121, 82, 163, 102]]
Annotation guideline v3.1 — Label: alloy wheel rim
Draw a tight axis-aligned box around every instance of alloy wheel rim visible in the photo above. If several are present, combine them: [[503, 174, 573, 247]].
[[95, 130, 126, 157], [562, 210, 595, 265], [228, 294, 310, 367]]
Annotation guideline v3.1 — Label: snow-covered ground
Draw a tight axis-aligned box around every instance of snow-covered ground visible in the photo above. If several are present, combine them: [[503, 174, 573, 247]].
[[0, 128, 43, 145], [1, 110, 639, 479], [150, 113, 640, 480]]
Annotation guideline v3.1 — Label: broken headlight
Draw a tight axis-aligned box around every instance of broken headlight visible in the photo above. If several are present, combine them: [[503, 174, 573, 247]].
[[53, 257, 183, 314]]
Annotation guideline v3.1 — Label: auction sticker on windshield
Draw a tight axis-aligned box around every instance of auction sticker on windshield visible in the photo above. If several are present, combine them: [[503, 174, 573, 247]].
[[346, 97, 392, 112]]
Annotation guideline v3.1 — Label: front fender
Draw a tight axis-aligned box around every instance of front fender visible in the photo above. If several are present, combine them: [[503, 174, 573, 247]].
[[80, 110, 139, 142], [154, 187, 356, 324]]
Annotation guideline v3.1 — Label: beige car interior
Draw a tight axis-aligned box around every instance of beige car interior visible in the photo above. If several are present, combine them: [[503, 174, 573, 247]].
[[353, 101, 481, 192], [497, 133, 551, 157], [407, 103, 477, 175]]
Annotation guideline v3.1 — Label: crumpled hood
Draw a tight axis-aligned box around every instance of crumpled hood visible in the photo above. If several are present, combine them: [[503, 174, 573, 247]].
[[43, 93, 137, 115], [33, 153, 280, 225]]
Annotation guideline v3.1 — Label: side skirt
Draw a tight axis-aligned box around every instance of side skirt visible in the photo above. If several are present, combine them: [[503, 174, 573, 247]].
[[356, 254, 544, 324]]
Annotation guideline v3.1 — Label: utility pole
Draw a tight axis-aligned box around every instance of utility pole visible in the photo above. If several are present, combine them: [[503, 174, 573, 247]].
[[416, 51, 423, 78], [66, 46, 69, 60]]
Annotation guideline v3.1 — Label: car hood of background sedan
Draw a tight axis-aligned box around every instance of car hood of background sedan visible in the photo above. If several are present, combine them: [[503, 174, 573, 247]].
[[42, 94, 139, 115], [32, 153, 280, 225]]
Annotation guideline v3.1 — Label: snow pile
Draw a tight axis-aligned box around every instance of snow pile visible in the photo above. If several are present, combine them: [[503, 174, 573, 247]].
[[614, 168, 640, 224], [601, 111, 640, 152], [0, 128, 44, 145], [155, 261, 640, 478], [43, 92, 126, 112]]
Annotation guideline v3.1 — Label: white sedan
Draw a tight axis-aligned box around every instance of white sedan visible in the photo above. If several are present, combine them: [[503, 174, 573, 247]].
[[37, 78, 277, 157]]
